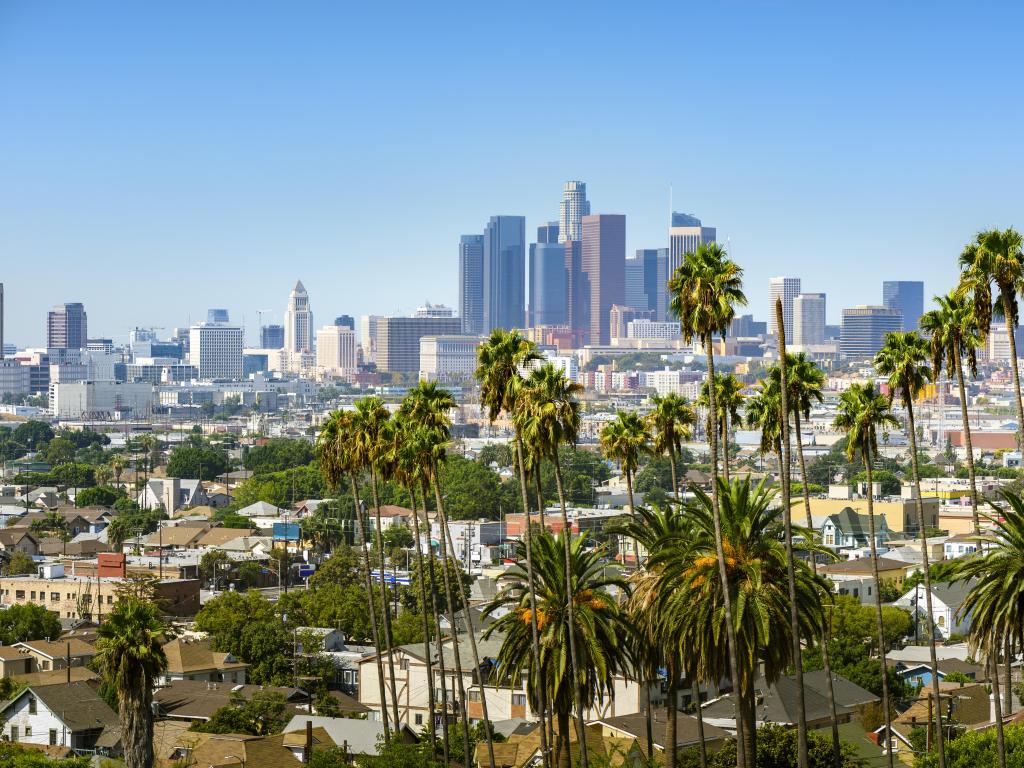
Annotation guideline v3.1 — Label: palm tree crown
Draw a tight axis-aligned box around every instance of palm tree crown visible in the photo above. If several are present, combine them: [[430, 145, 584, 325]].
[[874, 331, 933, 408], [668, 242, 747, 343], [599, 412, 652, 482]]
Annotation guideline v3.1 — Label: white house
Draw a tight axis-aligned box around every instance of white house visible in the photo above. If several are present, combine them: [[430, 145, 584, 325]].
[[0, 682, 118, 751], [137, 478, 207, 513], [894, 581, 974, 640]]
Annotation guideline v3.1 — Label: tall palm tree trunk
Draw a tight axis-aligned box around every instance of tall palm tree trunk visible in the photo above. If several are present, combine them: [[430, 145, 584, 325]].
[[1005, 636, 1013, 716], [864, 455, 894, 768], [552, 457, 589, 768], [556, 709, 572, 768], [407, 483, 437, 755], [432, 466, 496, 768], [990, 633, 1007, 768], [1001, 291, 1024, 454], [665, 657, 678, 768], [351, 477, 391, 741], [905, 401, 945, 768], [668, 442, 679, 501], [120, 681, 155, 768], [515, 436, 551, 768], [534, 469, 546, 529], [425, 475, 473, 766], [775, 310, 809, 768], [952, 358, 981, 535], [721, 408, 731, 483], [421, 489, 452, 767], [792, 408, 841, 768], [370, 467, 401, 728], [704, 334, 747, 768]]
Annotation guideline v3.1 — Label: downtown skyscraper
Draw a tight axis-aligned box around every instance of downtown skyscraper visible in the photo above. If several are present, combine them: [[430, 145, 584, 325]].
[[768, 277, 801, 339], [47, 302, 88, 349], [558, 181, 590, 244], [283, 280, 314, 353], [529, 223, 568, 327], [458, 234, 485, 334], [581, 214, 626, 345], [483, 215, 526, 332], [668, 212, 716, 278], [882, 280, 924, 331]]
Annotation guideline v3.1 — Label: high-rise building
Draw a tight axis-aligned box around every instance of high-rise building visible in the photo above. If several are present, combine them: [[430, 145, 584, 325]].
[[626, 248, 669, 319], [414, 303, 454, 318], [840, 306, 903, 360], [483, 216, 526, 332], [207, 309, 229, 324], [882, 281, 924, 331], [334, 315, 355, 330], [188, 322, 244, 379], [360, 315, 381, 364], [558, 181, 590, 244], [793, 293, 826, 346], [564, 240, 586, 345], [668, 213, 716, 278], [768, 277, 802, 339], [581, 214, 626, 345], [47, 303, 88, 349], [458, 234, 485, 335], [316, 325, 357, 376], [730, 315, 767, 338], [529, 232, 568, 327], [610, 305, 655, 341], [260, 324, 285, 349], [283, 280, 314, 353], [375, 316, 462, 373], [0, 282, 4, 360], [420, 335, 483, 383]]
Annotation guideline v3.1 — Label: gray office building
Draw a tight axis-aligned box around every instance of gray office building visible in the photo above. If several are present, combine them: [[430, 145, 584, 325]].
[[483, 216, 526, 332], [375, 316, 463, 373], [529, 238, 568, 327], [260, 324, 285, 349], [626, 248, 669, 319], [581, 214, 626, 345], [882, 281, 924, 331], [47, 303, 88, 349], [207, 308, 230, 324], [537, 221, 559, 244], [334, 315, 355, 330], [840, 306, 903, 360], [459, 234, 485, 335]]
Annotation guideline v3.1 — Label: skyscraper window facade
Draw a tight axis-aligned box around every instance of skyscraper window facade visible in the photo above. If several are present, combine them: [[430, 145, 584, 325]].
[[558, 181, 590, 244], [793, 293, 826, 346], [882, 281, 924, 332], [768, 277, 802, 339], [529, 241, 568, 327], [260, 324, 285, 349], [47, 303, 88, 350], [840, 306, 903, 360], [581, 214, 626, 345], [458, 234, 485, 335], [483, 215, 526, 332], [283, 280, 314, 353], [668, 212, 716, 279]]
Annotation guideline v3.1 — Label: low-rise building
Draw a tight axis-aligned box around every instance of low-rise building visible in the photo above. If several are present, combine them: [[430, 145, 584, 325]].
[[160, 638, 248, 686], [0, 682, 118, 752]]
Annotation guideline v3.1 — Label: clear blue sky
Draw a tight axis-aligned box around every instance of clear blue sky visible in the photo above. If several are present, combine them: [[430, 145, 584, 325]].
[[2, 1, 1022, 345]]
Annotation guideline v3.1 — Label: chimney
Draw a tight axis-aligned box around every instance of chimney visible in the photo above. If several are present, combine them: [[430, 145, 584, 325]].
[[304, 720, 313, 764]]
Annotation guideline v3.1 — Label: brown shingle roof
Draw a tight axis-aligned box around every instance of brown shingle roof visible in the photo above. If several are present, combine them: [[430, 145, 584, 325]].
[[14, 682, 117, 732], [154, 680, 302, 721], [144, 525, 209, 548], [15, 638, 96, 660], [162, 638, 248, 675], [9, 667, 99, 687], [196, 526, 256, 548]]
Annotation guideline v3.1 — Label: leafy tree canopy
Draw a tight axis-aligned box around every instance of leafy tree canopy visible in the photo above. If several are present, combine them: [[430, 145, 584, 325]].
[[75, 486, 121, 508], [166, 445, 229, 481], [244, 438, 315, 475], [191, 691, 289, 735], [0, 603, 62, 645]]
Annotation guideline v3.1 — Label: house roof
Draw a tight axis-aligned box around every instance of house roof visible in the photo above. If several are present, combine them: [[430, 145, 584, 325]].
[[186, 729, 337, 768], [196, 526, 256, 548], [162, 638, 248, 675], [284, 716, 411, 755], [236, 501, 284, 517], [595, 711, 730, 750], [802, 669, 879, 709], [144, 525, 209, 548], [154, 680, 305, 720], [6, 682, 117, 732], [819, 557, 908, 576], [0, 529, 36, 548], [827, 507, 889, 535], [8, 667, 99, 687], [14, 638, 96, 660]]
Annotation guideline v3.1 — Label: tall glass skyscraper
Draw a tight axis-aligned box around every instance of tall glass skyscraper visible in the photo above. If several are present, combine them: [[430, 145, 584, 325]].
[[458, 234, 485, 334], [529, 240, 568, 327], [581, 214, 626, 345], [626, 248, 669, 319], [47, 303, 88, 349], [558, 181, 590, 244], [668, 212, 716, 279], [483, 216, 526, 332], [882, 281, 924, 331]]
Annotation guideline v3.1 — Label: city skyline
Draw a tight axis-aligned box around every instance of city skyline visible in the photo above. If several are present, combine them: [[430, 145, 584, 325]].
[[3, 4, 1022, 342]]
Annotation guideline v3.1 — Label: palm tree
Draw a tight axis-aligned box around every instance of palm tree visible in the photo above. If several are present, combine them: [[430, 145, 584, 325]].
[[834, 383, 899, 768], [921, 292, 983, 535], [875, 330, 946, 767], [959, 228, 1024, 451], [111, 454, 127, 490], [404, 380, 496, 768], [316, 410, 391, 742], [514, 363, 590, 768], [351, 396, 401, 730], [95, 597, 168, 768], [696, 373, 744, 482], [475, 329, 550, 768], [944, 491, 1024, 768], [652, 478, 828, 762], [484, 532, 628, 768], [647, 393, 695, 501], [599, 412, 651, 566], [668, 241, 749, 767], [30, 511, 70, 556]]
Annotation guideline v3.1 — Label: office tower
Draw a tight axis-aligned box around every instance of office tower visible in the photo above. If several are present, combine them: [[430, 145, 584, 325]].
[[188, 322, 244, 379], [627, 319, 682, 340], [0, 283, 4, 360], [537, 222, 559, 244], [420, 335, 484, 383], [987, 323, 1024, 362], [207, 309, 229, 324], [768, 277, 802, 339], [47, 303, 88, 349], [375, 316, 462, 373], [334, 315, 355, 330], [730, 314, 767, 338], [564, 240, 586, 344], [414, 303, 455, 318], [668, 212, 716, 278], [793, 293, 826, 346], [840, 306, 903, 359], [610, 305, 655, 341], [882, 281, 924, 331], [316, 325, 357, 375], [360, 315, 381, 364], [458, 234, 485, 334], [558, 181, 590, 244], [529, 233, 568, 327], [260, 324, 285, 349], [283, 280, 314, 353], [581, 214, 626, 345], [483, 215, 526, 332], [627, 248, 669, 319]]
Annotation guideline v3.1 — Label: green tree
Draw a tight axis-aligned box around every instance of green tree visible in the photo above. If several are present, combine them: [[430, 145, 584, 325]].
[[646, 393, 695, 500], [191, 690, 289, 735], [95, 597, 168, 768], [599, 411, 651, 519], [12, 421, 54, 451], [75, 486, 121, 508], [437, 454, 506, 520], [244, 438, 315, 474], [44, 436, 77, 466], [166, 445, 229, 481], [0, 603, 62, 644], [3, 551, 36, 576], [194, 590, 292, 684], [696, 372, 744, 482]]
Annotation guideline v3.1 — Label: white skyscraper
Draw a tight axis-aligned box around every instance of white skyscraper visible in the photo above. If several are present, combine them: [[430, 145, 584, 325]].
[[667, 212, 716, 278], [793, 292, 826, 346], [316, 325, 357, 376], [558, 181, 590, 244], [188, 323, 244, 380], [283, 280, 314, 353], [768, 277, 802, 340]]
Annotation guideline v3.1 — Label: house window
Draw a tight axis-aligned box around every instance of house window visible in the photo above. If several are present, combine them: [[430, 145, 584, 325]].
[[24, 727, 30, 737], [938, 615, 946, 626], [14, 591, 23, 600], [400, 658, 409, 671], [10, 726, 17, 741], [30, 592, 35, 600], [41, 661, 49, 671], [415, 714, 424, 725], [468, 690, 481, 702], [50, 593, 59, 602], [28, 697, 36, 714], [512, 694, 527, 706], [49, 729, 56, 746]]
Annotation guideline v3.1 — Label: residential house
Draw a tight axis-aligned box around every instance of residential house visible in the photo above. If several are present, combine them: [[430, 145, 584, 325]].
[[591, 712, 730, 760], [820, 508, 893, 551], [895, 682, 991, 728], [284, 716, 416, 758], [195, 526, 256, 549], [142, 523, 211, 551], [890, 658, 985, 688], [0, 682, 118, 751], [164, 728, 337, 768], [154, 680, 317, 723], [819, 557, 913, 603], [894, 580, 974, 640], [944, 533, 981, 560], [0, 529, 39, 556], [160, 638, 248, 686], [11, 639, 96, 672], [137, 478, 207, 513]]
